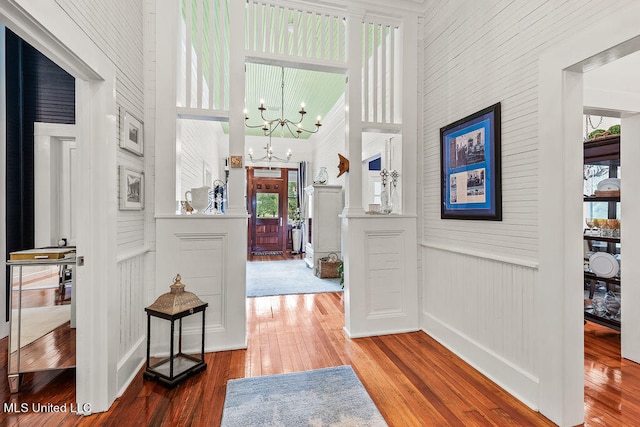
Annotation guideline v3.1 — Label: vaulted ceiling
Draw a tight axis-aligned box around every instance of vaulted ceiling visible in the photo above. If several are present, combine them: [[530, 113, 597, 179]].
[[241, 63, 345, 139]]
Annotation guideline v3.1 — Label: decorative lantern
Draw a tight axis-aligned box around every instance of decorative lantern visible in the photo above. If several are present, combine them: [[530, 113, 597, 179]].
[[143, 274, 208, 387]]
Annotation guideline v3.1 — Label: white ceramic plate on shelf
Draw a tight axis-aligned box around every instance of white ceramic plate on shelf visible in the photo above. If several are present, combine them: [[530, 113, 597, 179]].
[[589, 252, 619, 278], [597, 178, 621, 191]]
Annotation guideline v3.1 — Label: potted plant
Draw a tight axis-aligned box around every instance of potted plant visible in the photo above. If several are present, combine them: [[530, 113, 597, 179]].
[[290, 207, 304, 254]]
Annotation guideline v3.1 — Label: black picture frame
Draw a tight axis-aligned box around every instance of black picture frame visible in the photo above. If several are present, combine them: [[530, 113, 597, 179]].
[[440, 102, 502, 220]]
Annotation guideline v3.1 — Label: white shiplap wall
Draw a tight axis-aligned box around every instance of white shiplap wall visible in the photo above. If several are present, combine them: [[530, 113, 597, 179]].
[[422, 0, 634, 259], [55, 0, 146, 251], [421, 0, 634, 409], [310, 93, 346, 187], [177, 119, 222, 197], [54, 0, 149, 393]]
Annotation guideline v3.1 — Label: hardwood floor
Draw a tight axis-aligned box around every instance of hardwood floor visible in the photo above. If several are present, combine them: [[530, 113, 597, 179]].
[[246, 251, 303, 262], [0, 289, 637, 425]]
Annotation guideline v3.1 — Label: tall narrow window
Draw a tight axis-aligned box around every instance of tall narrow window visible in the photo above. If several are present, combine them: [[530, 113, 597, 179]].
[[287, 169, 299, 225]]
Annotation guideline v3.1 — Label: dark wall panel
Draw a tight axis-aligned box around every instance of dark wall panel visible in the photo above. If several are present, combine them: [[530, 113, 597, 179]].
[[5, 29, 75, 319], [5, 28, 75, 255], [6, 30, 25, 256]]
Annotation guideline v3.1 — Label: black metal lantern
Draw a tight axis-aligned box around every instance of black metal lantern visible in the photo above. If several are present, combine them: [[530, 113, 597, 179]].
[[143, 274, 208, 387]]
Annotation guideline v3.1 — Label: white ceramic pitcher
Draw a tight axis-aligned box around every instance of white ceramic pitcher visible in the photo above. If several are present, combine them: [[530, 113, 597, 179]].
[[185, 186, 210, 214]]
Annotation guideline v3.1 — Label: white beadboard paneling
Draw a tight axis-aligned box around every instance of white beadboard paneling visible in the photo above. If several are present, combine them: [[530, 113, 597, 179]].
[[116, 252, 147, 393], [421, 245, 538, 406]]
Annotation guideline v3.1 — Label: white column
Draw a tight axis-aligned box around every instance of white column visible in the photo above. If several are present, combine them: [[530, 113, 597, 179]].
[[400, 16, 418, 216], [226, 0, 247, 215], [621, 113, 640, 362], [154, 0, 179, 214], [537, 65, 585, 426], [75, 76, 118, 413], [343, 9, 365, 215]]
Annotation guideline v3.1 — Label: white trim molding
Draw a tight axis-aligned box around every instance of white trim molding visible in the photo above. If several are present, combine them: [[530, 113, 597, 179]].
[[421, 241, 539, 269]]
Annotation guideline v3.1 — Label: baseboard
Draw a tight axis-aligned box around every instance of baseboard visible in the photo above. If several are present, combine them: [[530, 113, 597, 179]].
[[421, 311, 539, 411], [117, 336, 146, 397], [344, 326, 420, 339]]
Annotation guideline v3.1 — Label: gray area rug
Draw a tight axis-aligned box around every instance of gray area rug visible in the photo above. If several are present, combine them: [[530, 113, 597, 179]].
[[246, 260, 342, 297], [221, 366, 387, 426]]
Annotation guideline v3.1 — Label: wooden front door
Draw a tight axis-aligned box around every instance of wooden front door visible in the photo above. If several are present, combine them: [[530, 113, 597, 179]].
[[248, 168, 288, 254]]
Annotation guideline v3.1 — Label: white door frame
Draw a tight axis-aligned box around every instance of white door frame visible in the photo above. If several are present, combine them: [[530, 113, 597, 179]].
[[33, 122, 77, 248], [0, 25, 6, 340], [0, 1, 118, 413], [538, 4, 640, 425]]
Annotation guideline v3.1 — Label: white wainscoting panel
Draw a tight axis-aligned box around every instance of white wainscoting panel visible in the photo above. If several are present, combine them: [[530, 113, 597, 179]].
[[365, 231, 404, 316], [116, 250, 147, 395], [342, 215, 418, 337], [421, 244, 538, 408], [175, 232, 224, 326], [155, 216, 247, 355]]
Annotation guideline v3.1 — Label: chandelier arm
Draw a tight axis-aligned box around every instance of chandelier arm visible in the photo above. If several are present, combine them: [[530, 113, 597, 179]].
[[264, 124, 279, 137], [283, 122, 301, 139], [296, 125, 321, 134], [245, 122, 268, 130], [282, 115, 306, 126], [259, 109, 271, 123]]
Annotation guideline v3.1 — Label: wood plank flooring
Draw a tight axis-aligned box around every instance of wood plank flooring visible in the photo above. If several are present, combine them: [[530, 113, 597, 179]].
[[0, 287, 637, 425]]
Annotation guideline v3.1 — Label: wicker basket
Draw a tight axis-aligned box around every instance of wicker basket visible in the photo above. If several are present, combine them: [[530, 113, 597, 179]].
[[317, 253, 342, 278]]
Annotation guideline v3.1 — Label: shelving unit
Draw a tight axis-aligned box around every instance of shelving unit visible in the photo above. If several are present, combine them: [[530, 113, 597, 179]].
[[303, 185, 343, 271], [583, 135, 621, 331]]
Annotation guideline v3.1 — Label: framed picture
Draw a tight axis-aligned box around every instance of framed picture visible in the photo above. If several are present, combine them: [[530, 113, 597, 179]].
[[120, 109, 144, 156], [120, 166, 144, 210], [440, 102, 502, 220]]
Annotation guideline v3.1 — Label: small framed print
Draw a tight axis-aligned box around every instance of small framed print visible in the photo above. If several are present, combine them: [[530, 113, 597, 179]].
[[120, 166, 144, 210], [229, 155, 243, 168], [120, 109, 144, 156]]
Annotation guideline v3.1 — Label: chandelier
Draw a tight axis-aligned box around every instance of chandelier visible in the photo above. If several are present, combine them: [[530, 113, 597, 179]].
[[247, 132, 292, 163], [244, 66, 322, 139]]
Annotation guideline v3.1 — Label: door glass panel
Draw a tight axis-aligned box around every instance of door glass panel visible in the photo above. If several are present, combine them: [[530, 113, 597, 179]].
[[256, 193, 279, 218]]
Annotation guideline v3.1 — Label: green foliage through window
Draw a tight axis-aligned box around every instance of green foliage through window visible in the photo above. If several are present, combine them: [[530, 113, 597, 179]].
[[256, 193, 279, 218]]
